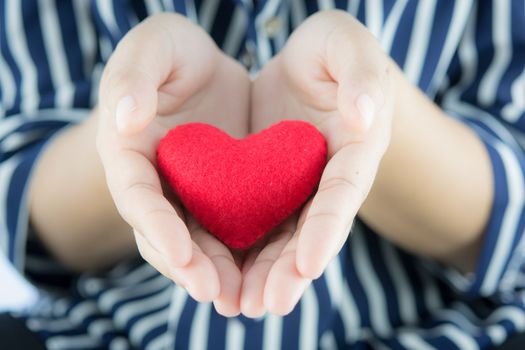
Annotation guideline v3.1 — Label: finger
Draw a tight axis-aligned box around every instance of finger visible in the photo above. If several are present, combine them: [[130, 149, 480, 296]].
[[264, 246, 311, 316], [296, 145, 383, 279], [325, 20, 391, 137], [134, 231, 184, 286], [170, 242, 221, 302], [100, 23, 168, 135], [240, 229, 293, 318], [99, 14, 216, 135], [105, 149, 193, 268], [190, 220, 242, 317], [136, 230, 219, 303]]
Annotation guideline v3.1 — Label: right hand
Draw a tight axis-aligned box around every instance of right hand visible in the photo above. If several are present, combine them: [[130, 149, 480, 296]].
[[96, 13, 250, 316]]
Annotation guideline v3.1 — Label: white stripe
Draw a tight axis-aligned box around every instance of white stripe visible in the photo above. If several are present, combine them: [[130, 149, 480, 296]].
[[339, 274, 360, 341], [188, 302, 212, 350], [487, 305, 525, 329], [403, 0, 437, 84], [70, 302, 99, 324], [364, 0, 383, 38], [480, 141, 524, 294], [502, 67, 525, 122], [447, 0, 478, 90], [433, 307, 479, 334], [5, 108, 88, 123], [87, 319, 115, 338], [379, 0, 408, 54], [263, 314, 283, 350], [478, 0, 512, 106], [428, 0, 473, 98], [0, 156, 19, 255], [486, 325, 507, 346], [444, 101, 522, 150], [317, 0, 335, 10], [290, 0, 307, 31], [27, 318, 76, 332], [109, 338, 129, 350], [0, 53, 16, 115], [46, 335, 101, 350], [145, 0, 164, 14], [0, 117, 25, 140], [324, 254, 344, 308], [6, 0, 39, 113], [90, 62, 104, 106], [273, 1, 289, 53], [184, 0, 199, 23], [147, 332, 172, 350], [38, 0, 75, 109], [398, 332, 437, 350], [109, 262, 159, 283], [347, 0, 361, 16], [167, 285, 188, 345], [352, 231, 391, 337], [114, 287, 172, 328], [418, 269, 443, 312], [72, 0, 98, 78], [255, 0, 281, 66], [25, 256, 69, 274], [0, 130, 47, 154], [299, 287, 318, 350], [225, 318, 246, 350], [380, 240, 418, 325], [100, 274, 170, 312], [130, 307, 170, 346], [222, 6, 248, 56], [320, 330, 338, 350], [198, 0, 220, 32], [437, 324, 479, 350], [161, 0, 175, 12], [96, 0, 120, 37]]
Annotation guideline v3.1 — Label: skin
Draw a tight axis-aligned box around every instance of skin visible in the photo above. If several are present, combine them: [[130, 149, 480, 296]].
[[29, 11, 492, 318]]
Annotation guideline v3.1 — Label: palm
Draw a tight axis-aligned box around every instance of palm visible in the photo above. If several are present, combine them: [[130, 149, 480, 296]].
[[242, 11, 393, 316], [98, 14, 250, 316]]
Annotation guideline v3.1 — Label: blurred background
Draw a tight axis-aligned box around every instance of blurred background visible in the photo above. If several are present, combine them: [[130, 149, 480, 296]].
[[0, 253, 37, 312]]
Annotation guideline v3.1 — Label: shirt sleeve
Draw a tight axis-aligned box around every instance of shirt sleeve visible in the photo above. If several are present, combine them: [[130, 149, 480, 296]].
[[425, 0, 525, 298], [0, 1, 100, 288]]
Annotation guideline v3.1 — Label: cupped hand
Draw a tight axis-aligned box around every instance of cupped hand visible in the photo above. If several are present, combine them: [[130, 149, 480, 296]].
[[241, 10, 395, 317], [96, 13, 250, 316]]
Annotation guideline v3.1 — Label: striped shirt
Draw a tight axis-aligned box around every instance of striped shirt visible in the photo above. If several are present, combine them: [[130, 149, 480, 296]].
[[2, 0, 525, 349]]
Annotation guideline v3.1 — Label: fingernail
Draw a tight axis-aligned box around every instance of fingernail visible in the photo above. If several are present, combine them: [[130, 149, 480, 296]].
[[115, 96, 137, 133], [356, 94, 375, 131]]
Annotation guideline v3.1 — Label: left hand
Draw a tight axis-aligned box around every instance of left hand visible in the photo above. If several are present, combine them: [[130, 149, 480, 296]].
[[241, 10, 395, 317]]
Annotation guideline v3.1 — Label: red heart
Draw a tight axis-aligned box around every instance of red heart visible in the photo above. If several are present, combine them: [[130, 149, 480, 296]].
[[156, 120, 327, 249]]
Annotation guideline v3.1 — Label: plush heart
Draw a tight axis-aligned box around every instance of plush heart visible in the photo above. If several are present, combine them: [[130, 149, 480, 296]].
[[156, 120, 327, 250]]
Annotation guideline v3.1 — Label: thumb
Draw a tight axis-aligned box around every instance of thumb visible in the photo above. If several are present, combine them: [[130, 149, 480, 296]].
[[336, 65, 389, 137], [323, 18, 391, 138], [99, 17, 173, 136]]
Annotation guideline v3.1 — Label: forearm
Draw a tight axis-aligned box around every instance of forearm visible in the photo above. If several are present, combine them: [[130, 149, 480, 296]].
[[29, 110, 137, 272], [360, 64, 493, 272]]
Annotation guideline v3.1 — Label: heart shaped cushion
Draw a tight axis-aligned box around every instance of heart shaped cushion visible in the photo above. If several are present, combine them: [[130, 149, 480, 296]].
[[156, 120, 327, 250]]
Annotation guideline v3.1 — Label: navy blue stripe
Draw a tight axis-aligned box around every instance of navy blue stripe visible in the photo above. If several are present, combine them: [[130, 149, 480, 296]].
[[389, 2, 417, 68], [206, 311, 227, 350], [0, 2, 23, 116], [363, 229, 403, 327], [6, 140, 48, 263], [174, 298, 198, 349], [469, 138, 509, 294], [280, 305, 301, 350], [419, 3, 454, 92], [345, 234, 372, 328]]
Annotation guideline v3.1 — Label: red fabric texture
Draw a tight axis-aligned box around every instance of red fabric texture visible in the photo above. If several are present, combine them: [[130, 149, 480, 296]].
[[156, 120, 327, 249]]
